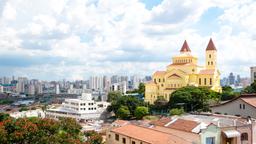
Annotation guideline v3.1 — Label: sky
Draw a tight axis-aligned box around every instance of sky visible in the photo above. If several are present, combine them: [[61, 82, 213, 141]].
[[0, 0, 256, 81]]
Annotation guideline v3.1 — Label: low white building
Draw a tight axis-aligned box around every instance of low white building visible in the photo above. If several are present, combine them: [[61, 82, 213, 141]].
[[46, 93, 110, 121], [10, 109, 45, 118], [211, 94, 256, 118], [0, 85, 3, 93]]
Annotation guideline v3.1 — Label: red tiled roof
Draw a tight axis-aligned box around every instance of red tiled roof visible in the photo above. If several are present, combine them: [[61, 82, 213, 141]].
[[211, 94, 256, 108], [150, 117, 172, 127], [153, 71, 166, 76], [206, 38, 217, 51], [168, 74, 181, 78], [240, 94, 256, 108], [180, 40, 191, 52], [167, 119, 199, 132], [112, 120, 129, 126], [111, 124, 193, 144], [199, 69, 215, 75]]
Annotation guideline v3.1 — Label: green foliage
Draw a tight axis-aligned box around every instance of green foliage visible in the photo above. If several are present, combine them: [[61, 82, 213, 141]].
[[84, 131, 103, 144], [169, 108, 184, 116], [221, 86, 238, 101], [0, 113, 10, 122], [126, 83, 145, 95], [0, 117, 86, 144], [134, 106, 149, 119], [107, 91, 122, 102], [243, 81, 256, 94], [0, 99, 13, 105], [108, 94, 146, 119], [19, 106, 29, 112], [149, 96, 169, 114], [169, 86, 220, 112], [116, 106, 131, 119]]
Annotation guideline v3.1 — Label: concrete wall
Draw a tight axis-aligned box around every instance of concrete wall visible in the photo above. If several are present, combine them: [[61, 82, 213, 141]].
[[201, 125, 221, 144], [211, 98, 256, 118]]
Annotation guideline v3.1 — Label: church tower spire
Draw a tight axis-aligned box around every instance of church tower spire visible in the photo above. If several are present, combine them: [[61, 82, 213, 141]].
[[180, 40, 191, 53], [205, 38, 217, 69]]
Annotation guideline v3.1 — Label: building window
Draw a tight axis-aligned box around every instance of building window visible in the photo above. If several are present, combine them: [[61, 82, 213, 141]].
[[241, 133, 248, 141], [240, 104, 242, 109], [199, 78, 201, 85], [154, 79, 156, 83], [159, 79, 161, 82], [163, 78, 165, 82], [208, 62, 210, 65], [211, 61, 213, 65], [210, 78, 212, 85], [204, 78, 207, 85], [109, 134, 111, 138], [206, 137, 215, 144], [132, 141, 136, 144], [209, 54, 211, 58], [115, 134, 119, 141], [122, 138, 126, 144], [243, 104, 245, 109]]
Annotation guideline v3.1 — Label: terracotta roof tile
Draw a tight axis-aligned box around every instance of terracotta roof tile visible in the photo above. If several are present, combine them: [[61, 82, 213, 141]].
[[111, 124, 193, 144], [167, 119, 199, 132], [151, 117, 172, 126], [206, 38, 217, 51], [153, 71, 166, 76], [180, 40, 191, 52], [199, 69, 215, 75]]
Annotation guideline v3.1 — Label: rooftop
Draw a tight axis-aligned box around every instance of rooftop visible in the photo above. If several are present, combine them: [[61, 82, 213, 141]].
[[111, 124, 195, 144]]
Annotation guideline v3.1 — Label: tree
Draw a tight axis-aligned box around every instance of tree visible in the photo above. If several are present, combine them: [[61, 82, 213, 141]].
[[0, 113, 10, 122], [221, 86, 237, 101], [243, 81, 256, 94], [134, 106, 149, 119], [107, 91, 122, 102], [169, 86, 220, 112], [169, 108, 184, 116], [116, 106, 131, 119], [84, 131, 103, 144], [138, 83, 145, 95], [0, 117, 85, 144]]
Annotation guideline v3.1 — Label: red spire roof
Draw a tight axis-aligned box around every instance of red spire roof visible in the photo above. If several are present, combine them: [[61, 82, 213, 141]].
[[180, 40, 191, 52], [206, 38, 217, 51]]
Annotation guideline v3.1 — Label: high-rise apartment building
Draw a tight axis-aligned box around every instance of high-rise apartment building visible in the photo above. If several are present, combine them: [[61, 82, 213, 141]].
[[251, 66, 256, 83]]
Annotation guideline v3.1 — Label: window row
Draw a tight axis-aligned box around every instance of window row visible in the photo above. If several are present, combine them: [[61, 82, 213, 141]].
[[199, 78, 212, 85], [114, 134, 142, 144]]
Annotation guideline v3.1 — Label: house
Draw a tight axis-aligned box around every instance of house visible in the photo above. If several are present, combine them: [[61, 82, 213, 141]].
[[211, 94, 256, 118]]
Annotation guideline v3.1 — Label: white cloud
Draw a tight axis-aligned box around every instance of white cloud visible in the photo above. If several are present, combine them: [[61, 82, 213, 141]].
[[0, 0, 255, 80]]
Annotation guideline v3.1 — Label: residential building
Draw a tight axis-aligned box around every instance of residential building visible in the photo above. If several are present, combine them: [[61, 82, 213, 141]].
[[110, 81, 127, 94], [0, 85, 3, 93], [55, 84, 60, 94], [28, 84, 35, 95], [46, 93, 110, 121], [211, 94, 256, 118], [229, 72, 235, 85], [89, 76, 104, 91], [251, 66, 256, 83], [145, 39, 222, 104]]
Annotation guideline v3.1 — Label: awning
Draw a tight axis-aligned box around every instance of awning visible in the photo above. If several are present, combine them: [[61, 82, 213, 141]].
[[223, 130, 241, 138]]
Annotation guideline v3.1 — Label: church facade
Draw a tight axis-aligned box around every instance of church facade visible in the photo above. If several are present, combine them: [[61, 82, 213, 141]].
[[145, 39, 222, 104]]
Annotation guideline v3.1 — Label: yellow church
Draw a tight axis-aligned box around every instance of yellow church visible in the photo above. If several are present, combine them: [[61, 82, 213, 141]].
[[145, 39, 222, 104]]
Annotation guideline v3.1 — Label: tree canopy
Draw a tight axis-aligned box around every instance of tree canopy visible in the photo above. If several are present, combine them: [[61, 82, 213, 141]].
[[134, 106, 149, 119], [107, 95, 147, 119], [169, 86, 220, 112], [243, 81, 256, 94], [0, 114, 103, 144]]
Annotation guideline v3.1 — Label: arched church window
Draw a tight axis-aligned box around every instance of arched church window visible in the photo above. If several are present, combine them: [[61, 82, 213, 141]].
[[208, 62, 210, 65], [209, 54, 211, 58], [211, 61, 213, 65], [204, 78, 207, 85], [199, 78, 201, 85]]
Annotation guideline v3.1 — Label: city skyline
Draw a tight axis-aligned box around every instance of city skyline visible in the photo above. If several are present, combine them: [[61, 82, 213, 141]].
[[0, 0, 256, 80]]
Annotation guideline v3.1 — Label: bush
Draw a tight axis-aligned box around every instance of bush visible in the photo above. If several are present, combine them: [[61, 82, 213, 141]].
[[169, 108, 184, 116], [116, 106, 131, 119], [134, 106, 149, 119]]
